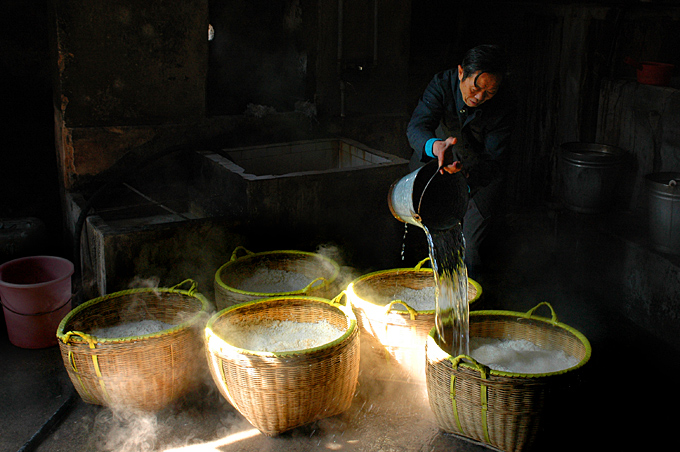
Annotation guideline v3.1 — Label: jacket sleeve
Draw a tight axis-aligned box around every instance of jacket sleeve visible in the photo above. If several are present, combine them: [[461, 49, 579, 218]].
[[407, 72, 448, 163]]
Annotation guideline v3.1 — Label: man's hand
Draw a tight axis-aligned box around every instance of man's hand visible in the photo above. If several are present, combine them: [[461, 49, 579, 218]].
[[432, 137, 463, 174]]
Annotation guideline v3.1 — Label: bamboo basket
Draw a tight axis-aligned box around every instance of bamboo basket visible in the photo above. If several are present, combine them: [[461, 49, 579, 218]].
[[205, 296, 359, 436], [344, 258, 481, 382], [214, 246, 341, 310], [426, 302, 591, 452], [56, 280, 210, 411]]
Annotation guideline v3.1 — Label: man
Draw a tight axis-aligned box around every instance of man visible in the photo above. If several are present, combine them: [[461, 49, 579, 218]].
[[407, 44, 514, 279]]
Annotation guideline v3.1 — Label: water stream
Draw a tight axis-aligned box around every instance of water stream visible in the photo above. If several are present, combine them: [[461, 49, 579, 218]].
[[389, 160, 470, 357], [422, 222, 469, 356]]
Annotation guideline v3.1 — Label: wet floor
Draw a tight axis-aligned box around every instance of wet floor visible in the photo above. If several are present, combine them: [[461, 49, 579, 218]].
[[3, 207, 679, 452]]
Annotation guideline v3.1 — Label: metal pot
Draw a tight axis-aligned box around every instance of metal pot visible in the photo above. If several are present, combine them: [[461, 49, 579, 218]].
[[558, 142, 624, 213], [388, 159, 469, 231], [645, 172, 680, 254]]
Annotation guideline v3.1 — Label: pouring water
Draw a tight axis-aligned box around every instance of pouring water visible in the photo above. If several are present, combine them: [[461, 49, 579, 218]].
[[388, 160, 470, 356]]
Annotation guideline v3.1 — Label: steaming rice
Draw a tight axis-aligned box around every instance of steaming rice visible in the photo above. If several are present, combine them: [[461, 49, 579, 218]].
[[236, 268, 319, 293], [470, 337, 579, 374], [90, 319, 175, 338], [384, 286, 436, 311], [221, 319, 345, 352]]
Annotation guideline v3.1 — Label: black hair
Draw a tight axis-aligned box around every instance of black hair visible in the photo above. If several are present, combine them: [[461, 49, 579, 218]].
[[460, 44, 509, 82]]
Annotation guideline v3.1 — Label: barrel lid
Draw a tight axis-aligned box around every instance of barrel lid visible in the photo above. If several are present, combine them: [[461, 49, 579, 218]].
[[559, 142, 623, 164], [645, 172, 680, 194]]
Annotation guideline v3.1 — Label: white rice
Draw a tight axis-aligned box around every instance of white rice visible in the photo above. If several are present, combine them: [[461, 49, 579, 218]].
[[469, 337, 580, 374], [90, 319, 174, 338], [221, 319, 345, 352], [236, 268, 318, 293], [383, 286, 436, 311]]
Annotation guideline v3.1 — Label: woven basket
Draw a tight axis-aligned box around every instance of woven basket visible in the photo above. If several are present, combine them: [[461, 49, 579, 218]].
[[214, 246, 341, 310], [426, 302, 591, 452], [344, 258, 481, 382], [205, 296, 359, 436], [57, 280, 210, 411]]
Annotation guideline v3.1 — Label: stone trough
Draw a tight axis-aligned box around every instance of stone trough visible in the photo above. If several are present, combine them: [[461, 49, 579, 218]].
[[80, 138, 410, 298]]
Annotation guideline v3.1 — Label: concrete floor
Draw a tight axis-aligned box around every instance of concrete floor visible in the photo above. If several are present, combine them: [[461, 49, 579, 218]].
[[2, 207, 679, 452]]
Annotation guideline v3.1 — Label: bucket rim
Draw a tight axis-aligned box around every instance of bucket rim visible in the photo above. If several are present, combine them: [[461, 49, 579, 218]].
[[639, 61, 674, 69], [644, 171, 680, 187], [427, 305, 592, 378], [0, 255, 74, 289], [559, 142, 623, 164]]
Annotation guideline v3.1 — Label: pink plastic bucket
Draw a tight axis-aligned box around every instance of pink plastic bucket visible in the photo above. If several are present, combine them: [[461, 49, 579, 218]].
[[0, 256, 74, 348]]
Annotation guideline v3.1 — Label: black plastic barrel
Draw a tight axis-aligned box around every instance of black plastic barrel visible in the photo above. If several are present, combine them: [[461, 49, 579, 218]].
[[645, 172, 680, 254], [558, 142, 624, 213]]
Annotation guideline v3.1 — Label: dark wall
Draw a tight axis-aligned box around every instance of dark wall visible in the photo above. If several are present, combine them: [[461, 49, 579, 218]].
[[4, 0, 680, 261], [407, 2, 680, 208], [54, 0, 208, 127], [207, 0, 310, 115], [0, 0, 63, 258]]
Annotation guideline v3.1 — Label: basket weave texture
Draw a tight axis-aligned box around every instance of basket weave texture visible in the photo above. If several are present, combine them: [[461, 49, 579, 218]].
[[345, 259, 481, 381], [425, 303, 591, 452], [205, 296, 359, 436], [214, 247, 341, 310], [57, 280, 210, 411]]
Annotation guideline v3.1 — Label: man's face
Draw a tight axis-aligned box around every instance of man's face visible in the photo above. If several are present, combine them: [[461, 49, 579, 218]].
[[458, 65, 502, 107]]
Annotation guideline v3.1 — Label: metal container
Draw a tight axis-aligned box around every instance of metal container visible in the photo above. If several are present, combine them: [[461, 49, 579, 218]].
[[558, 142, 624, 213], [645, 172, 680, 254], [387, 159, 469, 231]]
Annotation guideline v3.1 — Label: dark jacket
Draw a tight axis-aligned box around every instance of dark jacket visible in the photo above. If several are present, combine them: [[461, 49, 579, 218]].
[[407, 68, 514, 217]]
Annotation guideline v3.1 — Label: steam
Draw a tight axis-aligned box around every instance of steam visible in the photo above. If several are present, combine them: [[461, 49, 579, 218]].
[[92, 408, 160, 452], [85, 398, 259, 452], [77, 370, 434, 451], [69, 242, 436, 450], [314, 243, 361, 297], [127, 276, 161, 289]]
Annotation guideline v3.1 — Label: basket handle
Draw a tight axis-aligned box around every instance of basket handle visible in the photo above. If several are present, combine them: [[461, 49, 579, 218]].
[[302, 276, 326, 292], [525, 301, 558, 323], [414, 257, 431, 270], [449, 354, 491, 377], [331, 290, 346, 305], [384, 299, 417, 320], [448, 354, 492, 444], [170, 279, 198, 294], [230, 246, 253, 261], [330, 290, 354, 317], [61, 330, 98, 348]]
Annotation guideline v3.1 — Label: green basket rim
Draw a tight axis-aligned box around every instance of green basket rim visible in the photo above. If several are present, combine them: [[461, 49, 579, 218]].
[[214, 249, 341, 296], [57, 285, 210, 343], [346, 266, 482, 312], [427, 307, 592, 378], [205, 295, 357, 358]]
